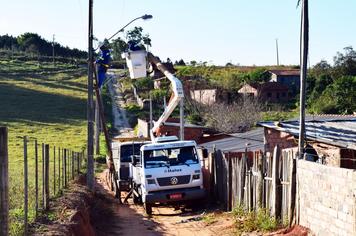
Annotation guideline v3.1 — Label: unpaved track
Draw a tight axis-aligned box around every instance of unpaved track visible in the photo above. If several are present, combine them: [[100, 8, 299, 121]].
[[93, 170, 234, 236], [95, 71, 234, 235]]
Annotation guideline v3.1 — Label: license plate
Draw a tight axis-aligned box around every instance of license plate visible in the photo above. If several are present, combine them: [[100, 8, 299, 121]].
[[169, 193, 182, 199]]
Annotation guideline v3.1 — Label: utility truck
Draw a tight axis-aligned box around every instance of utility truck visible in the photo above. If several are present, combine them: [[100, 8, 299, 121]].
[[111, 138, 149, 201], [119, 50, 206, 214]]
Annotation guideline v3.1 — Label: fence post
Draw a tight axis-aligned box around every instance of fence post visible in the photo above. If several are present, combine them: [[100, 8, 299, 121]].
[[23, 136, 28, 235], [240, 149, 247, 207], [256, 151, 263, 210], [53, 146, 56, 196], [77, 153, 80, 175], [62, 148, 65, 188], [41, 143, 45, 209], [271, 145, 281, 219], [34, 140, 38, 218], [289, 150, 297, 226], [44, 144, 50, 210], [64, 149, 67, 187], [58, 147, 61, 191], [0, 127, 9, 236], [72, 151, 75, 180]]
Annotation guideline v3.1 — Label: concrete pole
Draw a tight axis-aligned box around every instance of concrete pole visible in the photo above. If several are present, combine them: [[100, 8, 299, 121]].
[[87, 0, 95, 190], [298, 0, 308, 159]]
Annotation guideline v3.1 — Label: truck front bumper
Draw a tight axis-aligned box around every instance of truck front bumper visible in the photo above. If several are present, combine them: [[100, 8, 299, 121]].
[[145, 187, 206, 204]]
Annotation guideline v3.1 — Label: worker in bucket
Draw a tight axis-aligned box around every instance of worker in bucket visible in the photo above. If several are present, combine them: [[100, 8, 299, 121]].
[[95, 43, 111, 88]]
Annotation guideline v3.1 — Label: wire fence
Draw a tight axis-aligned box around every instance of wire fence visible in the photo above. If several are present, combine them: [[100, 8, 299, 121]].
[[0, 128, 87, 236]]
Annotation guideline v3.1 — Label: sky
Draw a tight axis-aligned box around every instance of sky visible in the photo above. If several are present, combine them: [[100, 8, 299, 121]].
[[1, 0, 355, 66]]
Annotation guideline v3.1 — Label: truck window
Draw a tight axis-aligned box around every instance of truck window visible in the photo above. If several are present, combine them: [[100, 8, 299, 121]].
[[144, 146, 198, 168], [120, 144, 142, 162]]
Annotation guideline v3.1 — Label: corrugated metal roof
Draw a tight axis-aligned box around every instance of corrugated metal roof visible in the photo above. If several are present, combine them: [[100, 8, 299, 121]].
[[258, 119, 356, 150], [199, 128, 264, 153]]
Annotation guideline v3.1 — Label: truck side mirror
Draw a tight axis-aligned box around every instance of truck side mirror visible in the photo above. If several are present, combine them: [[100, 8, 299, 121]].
[[202, 148, 208, 159], [131, 155, 137, 166]]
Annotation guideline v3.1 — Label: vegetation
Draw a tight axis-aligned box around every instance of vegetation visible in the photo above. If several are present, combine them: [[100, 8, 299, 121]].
[[109, 27, 151, 60], [307, 47, 356, 114], [0, 33, 87, 59], [0, 57, 87, 235], [232, 205, 280, 235]]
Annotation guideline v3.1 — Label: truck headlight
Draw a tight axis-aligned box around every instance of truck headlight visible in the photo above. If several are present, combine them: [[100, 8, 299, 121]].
[[147, 179, 156, 185], [192, 174, 200, 180]]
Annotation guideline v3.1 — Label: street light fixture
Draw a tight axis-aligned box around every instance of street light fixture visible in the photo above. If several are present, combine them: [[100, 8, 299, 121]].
[[107, 14, 153, 42]]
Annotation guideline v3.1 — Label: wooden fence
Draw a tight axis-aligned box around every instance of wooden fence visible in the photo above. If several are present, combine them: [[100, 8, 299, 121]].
[[0, 129, 86, 236], [206, 146, 297, 223]]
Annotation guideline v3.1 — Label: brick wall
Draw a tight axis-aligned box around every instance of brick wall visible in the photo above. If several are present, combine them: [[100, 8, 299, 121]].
[[298, 160, 356, 236], [264, 128, 297, 154], [156, 125, 203, 143], [311, 143, 341, 167]]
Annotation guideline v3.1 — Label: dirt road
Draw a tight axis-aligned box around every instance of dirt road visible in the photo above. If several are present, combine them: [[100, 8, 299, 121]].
[[92, 170, 235, 236]]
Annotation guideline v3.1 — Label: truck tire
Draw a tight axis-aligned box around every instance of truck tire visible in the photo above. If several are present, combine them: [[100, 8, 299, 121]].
[[133, 194, 140, 204], [113, 180, 121, 201], [110, 173, 114, 191], [144, 203, 152, 215]]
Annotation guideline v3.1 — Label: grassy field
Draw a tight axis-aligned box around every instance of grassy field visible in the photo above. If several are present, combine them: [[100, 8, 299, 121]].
[[0, 58, 88, 235]]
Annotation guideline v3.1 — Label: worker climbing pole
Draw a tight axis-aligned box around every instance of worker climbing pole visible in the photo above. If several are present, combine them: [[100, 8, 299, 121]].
[[95, 43, 112, 89]]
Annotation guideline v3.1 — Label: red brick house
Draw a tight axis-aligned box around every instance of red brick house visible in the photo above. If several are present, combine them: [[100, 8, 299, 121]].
[[238, 82, 289, 103], [268, 69, 300, 95]]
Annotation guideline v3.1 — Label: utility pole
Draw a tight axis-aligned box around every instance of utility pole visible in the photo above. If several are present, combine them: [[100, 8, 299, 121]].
[[298, 0, 309, 159], [52, 34, 55, 67], [87, 0, 95, 190], [275, 38, 280, 66]]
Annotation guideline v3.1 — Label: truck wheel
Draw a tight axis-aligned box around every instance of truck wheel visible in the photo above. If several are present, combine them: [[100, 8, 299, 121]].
[[110, 173, 114, 191], [133, 194, 140, 204], [113, 180, 121, 201], [144, 203, 152, 215]]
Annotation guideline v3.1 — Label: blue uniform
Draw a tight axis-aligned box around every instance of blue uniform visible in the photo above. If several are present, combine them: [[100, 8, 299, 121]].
[[96, 48, 111, 88]]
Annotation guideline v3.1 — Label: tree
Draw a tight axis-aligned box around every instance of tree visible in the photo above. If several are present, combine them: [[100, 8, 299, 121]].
[[203, 98, 262, 133], [247, 68, 271, 83], [110, 37, 128, 60], [190, 60, 197, 66], [225, 62, 234, 67], [126, 26, 151, 48], [177, 59, 186, 66], [310, 76, 356, 114], [333, 46, 356, 76]]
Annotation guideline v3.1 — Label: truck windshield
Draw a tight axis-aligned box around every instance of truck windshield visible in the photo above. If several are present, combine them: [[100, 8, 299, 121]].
[[144, 146, 198, 168], [120, 144, 142, 162]]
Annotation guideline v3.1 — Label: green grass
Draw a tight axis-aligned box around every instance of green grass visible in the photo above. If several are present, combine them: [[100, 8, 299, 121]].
[[0, 58, 88, 235], [232, 205, 280, 235]]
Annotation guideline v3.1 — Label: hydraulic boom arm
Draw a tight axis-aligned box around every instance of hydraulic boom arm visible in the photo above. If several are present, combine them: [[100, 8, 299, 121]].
[[146, 52, 184, 141]]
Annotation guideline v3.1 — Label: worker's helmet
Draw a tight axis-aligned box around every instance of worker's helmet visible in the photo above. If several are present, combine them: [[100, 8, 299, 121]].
[[99, 43, 109, 50]]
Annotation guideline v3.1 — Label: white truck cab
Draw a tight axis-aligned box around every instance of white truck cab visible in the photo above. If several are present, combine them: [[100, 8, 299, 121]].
[[130, 140, 206, 214]]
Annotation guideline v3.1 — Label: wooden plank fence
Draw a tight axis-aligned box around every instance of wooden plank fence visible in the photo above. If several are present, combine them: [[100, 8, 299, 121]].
[[206, 146, 297, 221]]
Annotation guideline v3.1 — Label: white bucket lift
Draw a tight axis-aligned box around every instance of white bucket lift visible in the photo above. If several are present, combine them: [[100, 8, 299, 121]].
[[122, 50, 147, 79]]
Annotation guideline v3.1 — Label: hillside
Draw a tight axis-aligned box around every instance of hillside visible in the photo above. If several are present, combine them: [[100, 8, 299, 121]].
[[0, 56, 88, 235]]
